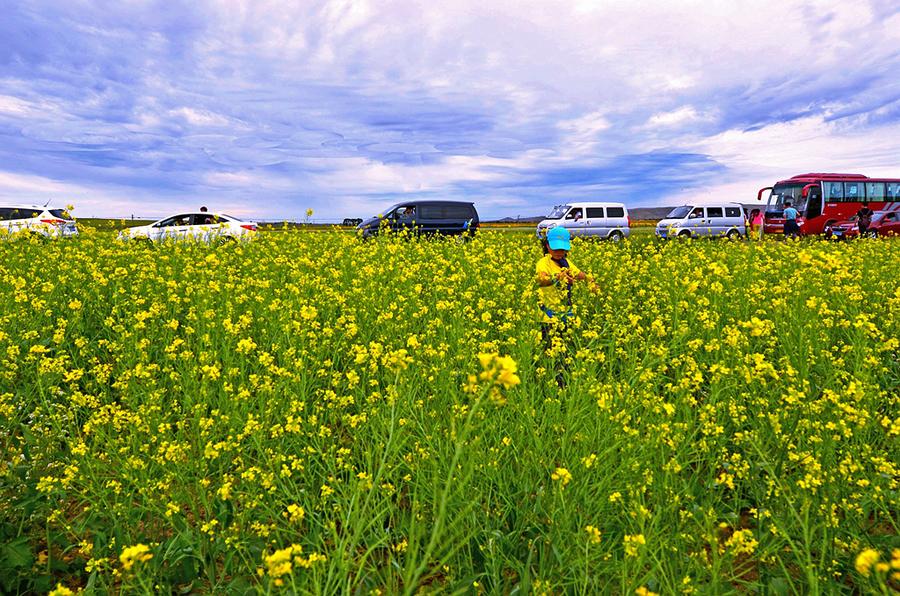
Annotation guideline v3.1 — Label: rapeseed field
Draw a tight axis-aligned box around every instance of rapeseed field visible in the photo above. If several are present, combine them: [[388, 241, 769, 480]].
[[0, 230, 897, 594]]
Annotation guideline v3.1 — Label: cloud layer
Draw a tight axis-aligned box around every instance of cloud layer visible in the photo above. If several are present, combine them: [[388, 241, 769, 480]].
[[2, 0, 900, 219]]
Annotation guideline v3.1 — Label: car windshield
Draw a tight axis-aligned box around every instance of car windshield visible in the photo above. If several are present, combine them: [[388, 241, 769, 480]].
[[666, 206, 692, 219], [547, 205, 571, 219], [871, 211, 888, 223], [767, 184, 807, 213]]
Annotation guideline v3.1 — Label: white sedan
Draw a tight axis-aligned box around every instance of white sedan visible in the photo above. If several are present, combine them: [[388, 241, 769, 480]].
[[118, 212, 258, 243], [0, 203, 79, 239]]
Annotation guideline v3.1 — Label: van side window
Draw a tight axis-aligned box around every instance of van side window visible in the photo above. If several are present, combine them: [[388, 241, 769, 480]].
[[586, 207, 604, 218], [443, 204, 475, 218], [0, 208, 12, 221], [565, 208, 583, 220], [725, 207, 741, 217], [689, 207, 704, 219], [706, 207, 723, 218], [606, 207, 625, 218]]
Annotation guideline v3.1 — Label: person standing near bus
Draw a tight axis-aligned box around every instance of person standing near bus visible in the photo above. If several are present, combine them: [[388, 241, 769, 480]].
[[856, 201, 874, 237], [783, 201, 800, 239], [748, 208, 764, 239]]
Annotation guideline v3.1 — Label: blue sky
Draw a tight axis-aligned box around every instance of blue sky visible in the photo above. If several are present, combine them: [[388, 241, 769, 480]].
[[2, 0, 900, 220]]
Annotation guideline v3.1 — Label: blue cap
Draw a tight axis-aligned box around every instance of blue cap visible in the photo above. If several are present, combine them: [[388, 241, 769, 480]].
[[546, 226, 571, 250]]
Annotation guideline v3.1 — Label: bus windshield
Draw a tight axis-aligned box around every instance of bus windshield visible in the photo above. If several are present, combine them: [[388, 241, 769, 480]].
[[767, 184, 807, 213], [547, 205, 571, 219]]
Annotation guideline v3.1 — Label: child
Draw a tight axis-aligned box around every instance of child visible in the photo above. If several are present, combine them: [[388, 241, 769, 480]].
[[535, 227, 597, 386]]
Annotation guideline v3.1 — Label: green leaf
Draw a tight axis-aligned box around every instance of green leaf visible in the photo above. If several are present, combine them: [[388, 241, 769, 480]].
[[1, 537, 34, 569]]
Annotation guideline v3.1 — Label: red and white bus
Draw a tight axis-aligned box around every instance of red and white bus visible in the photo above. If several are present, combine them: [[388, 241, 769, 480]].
[[756, 173, 900, 236]]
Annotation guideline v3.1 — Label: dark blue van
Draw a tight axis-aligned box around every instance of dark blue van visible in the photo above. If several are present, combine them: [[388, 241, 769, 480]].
[[357, 200, 479, 238]]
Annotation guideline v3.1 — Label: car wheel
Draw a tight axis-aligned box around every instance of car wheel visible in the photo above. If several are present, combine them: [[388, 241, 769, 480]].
[[866, 229, 878, 238], [678, 230, 692, 239], [608, 230, 624, 242], [725, 229, 741, 240]]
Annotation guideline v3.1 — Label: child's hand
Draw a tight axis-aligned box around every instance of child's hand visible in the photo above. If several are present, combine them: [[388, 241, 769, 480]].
[[556, 270, 574, 284]]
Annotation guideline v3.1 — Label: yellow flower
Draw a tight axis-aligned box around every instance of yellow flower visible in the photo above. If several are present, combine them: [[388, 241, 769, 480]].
[[284, 503, 305, 523], [49, 584, 75, 596], [585, 525, 602, 544], [119, 543, 153, 571], [551, 467, 572, 486], [855, 548, 879, 576], [624, 534, 646, 557], [476, 353, 521, 389]]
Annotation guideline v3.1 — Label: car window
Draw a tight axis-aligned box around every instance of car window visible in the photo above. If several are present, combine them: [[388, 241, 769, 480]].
[[191, 214, 220, 225], [689, 207, 704, 219], [48, 209, 71, 220], [606, 207, 625, 218], [707, 207, 723, 218], [586, 207, 604, 218], [6, 208, 39, 221], [155, 216, 181, 227], [565, 208, 583, 220], [725, 207, 741, 217]]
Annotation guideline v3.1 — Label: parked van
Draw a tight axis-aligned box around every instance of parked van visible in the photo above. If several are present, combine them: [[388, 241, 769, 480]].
[[655, 203, 746, 239], [535, 202, 630, 241], [357, 200, 478, 238], [0, 204, 78, 239]]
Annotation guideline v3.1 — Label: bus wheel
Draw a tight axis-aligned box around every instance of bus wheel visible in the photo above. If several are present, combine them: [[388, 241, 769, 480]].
[[725, 229, 741, 240]]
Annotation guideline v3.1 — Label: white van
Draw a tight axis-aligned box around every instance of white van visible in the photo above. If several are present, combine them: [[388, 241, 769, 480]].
[[536, 202, 630, 241], [655, 203, 746, 239], [0, 204, 78, 239]]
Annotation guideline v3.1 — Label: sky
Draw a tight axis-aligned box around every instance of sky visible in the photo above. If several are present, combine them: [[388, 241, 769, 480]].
[[2, 0, 900, 221]]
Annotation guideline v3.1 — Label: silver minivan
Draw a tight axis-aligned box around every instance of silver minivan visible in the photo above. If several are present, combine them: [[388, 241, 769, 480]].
[[655, 203, 746, 239], [536, 202, 630, 241]]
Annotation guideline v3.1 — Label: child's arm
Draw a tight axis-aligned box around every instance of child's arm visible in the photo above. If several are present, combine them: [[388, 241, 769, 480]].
[[536, 271, 555, 287]]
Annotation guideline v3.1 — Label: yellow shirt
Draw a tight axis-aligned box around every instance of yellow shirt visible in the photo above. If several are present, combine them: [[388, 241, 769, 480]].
[[535, 255, 582, 320]]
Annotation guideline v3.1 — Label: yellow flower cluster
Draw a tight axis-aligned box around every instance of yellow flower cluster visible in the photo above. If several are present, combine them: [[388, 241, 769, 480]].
[[119, 543, 153, 571], [0, 229, 897, 593]]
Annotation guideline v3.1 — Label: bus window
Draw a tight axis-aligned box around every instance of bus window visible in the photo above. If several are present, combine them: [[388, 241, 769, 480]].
[[887, 183, 900, 199], [823, 182, 843, 201], [844, 182, 863, 202], [866, 182, 885, 200]]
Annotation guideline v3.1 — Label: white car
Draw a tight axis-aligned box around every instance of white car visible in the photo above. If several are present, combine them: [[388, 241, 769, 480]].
[[0, 203, 78, 239], [118, 212, 258, 243]]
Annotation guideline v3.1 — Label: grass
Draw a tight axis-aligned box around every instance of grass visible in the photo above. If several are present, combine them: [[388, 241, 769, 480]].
[[0, 230, 897, 594]]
